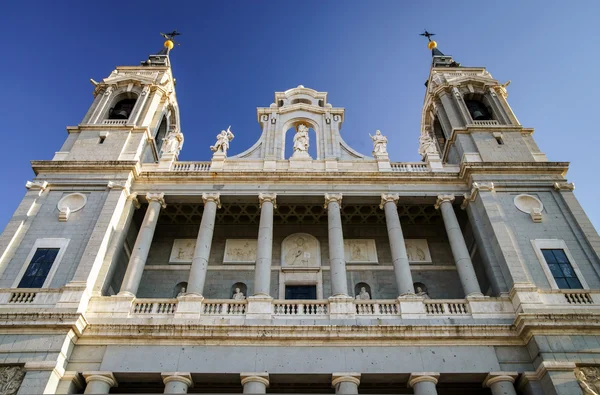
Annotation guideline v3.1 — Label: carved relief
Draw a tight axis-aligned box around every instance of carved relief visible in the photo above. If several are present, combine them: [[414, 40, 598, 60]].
[[0, 366, 25, 395], [405, 239, 432, 263], [344, 239, 378, 264], [57, 192, 87, 222], [514, 194, 544, 223], [224, 239, 257, 263], [282, 233, 320, 268], [169, 239, 196, 263], [576, 367, 600, 395]]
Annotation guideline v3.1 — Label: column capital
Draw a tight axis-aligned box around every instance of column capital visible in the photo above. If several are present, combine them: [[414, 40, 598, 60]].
[[240, 372, 269, 387], [483, 372, 518, 388], [162, 372, 193, 387], [202, 192, 222, 208], [461, 182, 494, 210], [82, 371, 117, 387], [107, 179, 131, 195], [324, 193, 343, 208], [146, 192, 166, 208], [408, 372, 439, 388], [25, 180, 49, 191], [380, 193, 399, 209], [554, 182, 575, 191], [331, 372, 361, 387], [127, 192, 141, 209], [435, 194, 455, 209], [258, 192, 277, 208]]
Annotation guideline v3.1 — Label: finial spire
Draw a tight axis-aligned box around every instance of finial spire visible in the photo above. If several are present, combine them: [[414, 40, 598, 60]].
[[419, 30, 438, 50], [160, 30, 182, 54], [141, 30, 182, 67]]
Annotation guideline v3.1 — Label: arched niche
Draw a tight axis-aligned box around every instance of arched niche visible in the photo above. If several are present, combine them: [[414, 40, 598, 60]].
[[279, 117, 322, 160]]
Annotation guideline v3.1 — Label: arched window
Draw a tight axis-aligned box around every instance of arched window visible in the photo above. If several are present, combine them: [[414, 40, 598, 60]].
[[290, 98, 312, 105], [231, 282, 247, 299], [173, 282, 188, 297], [465, 100, 493, 121], [354, 282, 372, 299], [155, 116, 168, 153], [108, 98, 137, 120], [433, 118, 446, 148]]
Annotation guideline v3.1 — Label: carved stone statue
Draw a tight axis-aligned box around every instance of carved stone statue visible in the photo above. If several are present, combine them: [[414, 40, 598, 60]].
[[418, 133, 439, 159], [232, 287, 246, 300], [0, 366, 25, 395], [576, 367, 600, 395], [356, 287, 371, 300], [161, 127, 184, 158], [415, 286, 430, 299], [210, 126, 234, 156], [369, 130, 388, 156], [292, 124, 310, 157]]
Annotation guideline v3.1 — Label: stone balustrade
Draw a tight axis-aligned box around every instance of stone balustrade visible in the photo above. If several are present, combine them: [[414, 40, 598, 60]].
[[538, 289, 600, 306], [0, 288, 61, 306], [424, 300, 470, 316], [273, 300, 329, 316], [390, 163, 429, 172], [171, 161, 211, 172], [469, 119, 500, 126]]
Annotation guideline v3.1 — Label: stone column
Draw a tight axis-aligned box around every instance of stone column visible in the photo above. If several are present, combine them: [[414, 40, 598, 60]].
[[325, 193, 349, 296], [332, 373, 360, 394], [483, 373, 518, 395], [380, 193, 415, 296], [435, 195, 483, 297], [253, 193, 276, 296], [186, 193, 220, 295], [240, 373, 269, 394], [408, 373, 439, 395], [162, 373, 193, 394], [118, 193, 165, 296], [83, 372, 117, 394]]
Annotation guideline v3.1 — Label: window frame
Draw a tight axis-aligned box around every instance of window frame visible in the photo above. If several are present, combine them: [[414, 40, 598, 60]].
[[531, 239, 588, 290], [12, 238, 70, 289]]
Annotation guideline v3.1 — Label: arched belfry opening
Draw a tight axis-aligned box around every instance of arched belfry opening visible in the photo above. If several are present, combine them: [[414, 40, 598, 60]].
[[107, 93, 138, 120], [284, 123, 317, 159]]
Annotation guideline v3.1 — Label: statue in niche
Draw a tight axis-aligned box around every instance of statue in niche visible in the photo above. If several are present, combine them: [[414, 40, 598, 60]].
[[292, 124, 310, 157], [161, 127, 184, 157], [415, 286, 430, 299], [232, 287, 246, 300], [355, 287, 371, 300], [210, 126, 234, 155], [418, 133, 439, 159], [576, 368, 600, 395], [369, 130, 388, 156]]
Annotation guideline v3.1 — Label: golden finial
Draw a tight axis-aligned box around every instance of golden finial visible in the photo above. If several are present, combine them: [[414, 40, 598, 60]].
[[420, 30, 437, 50], [160, 30, 182, 51]]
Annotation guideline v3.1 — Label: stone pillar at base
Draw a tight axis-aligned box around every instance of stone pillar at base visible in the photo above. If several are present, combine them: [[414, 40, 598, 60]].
[[328, 296, 356, 319], [375, 154, 391, 171], [398, 296, 427, 319], [158, 153, 177, 170], [240, 372, 269, 394], [246, 295, 274, 319], [210, 152, 226, 171], [173, 295, 204, 320], [332, 373, 360, 394]]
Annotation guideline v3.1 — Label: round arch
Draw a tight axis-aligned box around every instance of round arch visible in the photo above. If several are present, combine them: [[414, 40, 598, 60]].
[[279, 117, 321, 160]]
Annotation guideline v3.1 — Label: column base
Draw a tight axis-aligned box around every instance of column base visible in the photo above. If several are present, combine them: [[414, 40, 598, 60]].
[[398, 296, 427, 319], [246, 296, 273, 319], [509, 283, 543, 313], [174, 295, 204, 320], [329, 295, 356, 319]]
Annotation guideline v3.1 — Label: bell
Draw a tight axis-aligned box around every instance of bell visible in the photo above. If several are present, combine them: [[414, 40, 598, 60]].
[[113, 109, 129, 119], [472, 110, 485, 120]]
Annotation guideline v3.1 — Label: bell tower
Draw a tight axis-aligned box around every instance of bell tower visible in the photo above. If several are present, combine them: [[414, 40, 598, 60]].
[[418, 35, 548, 165], [52, 34, 182, 164]]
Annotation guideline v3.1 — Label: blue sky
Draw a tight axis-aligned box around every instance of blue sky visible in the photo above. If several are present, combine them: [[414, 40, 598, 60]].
[[0, 1, 599, 231]]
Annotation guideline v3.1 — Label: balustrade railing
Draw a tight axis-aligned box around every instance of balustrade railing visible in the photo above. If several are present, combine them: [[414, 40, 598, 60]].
[[564, 292, 594, 305], [355, 300, 399, 315], [171, 162, 211, 172], [469, 120, 500, 126], [273, 300, 328, 316], [202, 300, 247, 315], [8, 292, 36, 304], [102, 119, 128, 125], [390, 163, 429, 172], [424, 300, 470, 315], [131, 299, 178, 315]]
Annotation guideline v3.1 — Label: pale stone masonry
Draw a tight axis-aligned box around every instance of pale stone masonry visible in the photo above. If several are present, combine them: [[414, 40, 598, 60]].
[[0, 40, 598, 394]]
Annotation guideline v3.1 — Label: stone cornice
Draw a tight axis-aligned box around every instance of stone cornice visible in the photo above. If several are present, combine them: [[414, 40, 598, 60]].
[[515, 312, 600, 342], [31, 160, 140, 176], [459, 162, 570, 183]]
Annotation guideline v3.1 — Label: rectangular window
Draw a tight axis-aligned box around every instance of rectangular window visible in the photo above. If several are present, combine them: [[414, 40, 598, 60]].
[[541, 249, 583, 290], [17, 248, 60, 288], [285, 285, 317, 300]]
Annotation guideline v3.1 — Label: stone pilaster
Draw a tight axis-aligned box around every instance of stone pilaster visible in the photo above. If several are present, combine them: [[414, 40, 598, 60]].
[[483, 372, 518, 395], [380, 193, 415, 296], [83, 372, 117, 394], [186, 193, 220, 296], [435, 195, 483, 297], [332, 373, 360, 394], [325, 193, 349, 297], [253, 193, 276, 296], [408, 373, 439, 395], [162, 372, 193, 394], [240, 373, 269, 394], [118, 192, 165, 297]]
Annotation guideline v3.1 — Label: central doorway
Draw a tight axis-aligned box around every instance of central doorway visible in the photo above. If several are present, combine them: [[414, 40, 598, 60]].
[[285, 285, 317, 300]]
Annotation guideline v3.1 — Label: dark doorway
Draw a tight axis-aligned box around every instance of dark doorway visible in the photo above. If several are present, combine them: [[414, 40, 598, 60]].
[[285, 285, 317, 300]]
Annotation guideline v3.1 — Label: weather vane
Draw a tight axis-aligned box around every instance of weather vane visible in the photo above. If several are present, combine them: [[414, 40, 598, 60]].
[[419, 30, 438, 50], [160, 30, 182, 51]]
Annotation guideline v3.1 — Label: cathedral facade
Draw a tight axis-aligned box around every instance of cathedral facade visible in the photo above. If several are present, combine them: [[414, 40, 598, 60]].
[[0, 38, 598, 394]]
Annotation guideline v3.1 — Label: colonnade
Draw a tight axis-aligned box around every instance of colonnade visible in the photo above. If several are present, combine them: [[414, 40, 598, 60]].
[[117, 192, 483, 299], [82, 371, 518, 394]]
